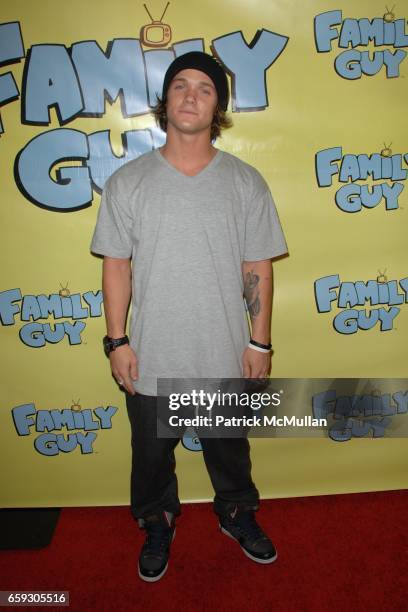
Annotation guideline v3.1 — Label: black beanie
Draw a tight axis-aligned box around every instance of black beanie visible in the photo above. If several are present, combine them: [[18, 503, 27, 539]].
[[161, 51, 229, 111]]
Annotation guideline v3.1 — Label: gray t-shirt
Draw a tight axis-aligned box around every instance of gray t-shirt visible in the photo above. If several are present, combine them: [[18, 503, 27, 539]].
[[91, 148, 288, 396]]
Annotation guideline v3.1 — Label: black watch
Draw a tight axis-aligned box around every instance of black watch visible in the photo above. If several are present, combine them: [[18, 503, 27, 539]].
[[103, 335, 129, 357]]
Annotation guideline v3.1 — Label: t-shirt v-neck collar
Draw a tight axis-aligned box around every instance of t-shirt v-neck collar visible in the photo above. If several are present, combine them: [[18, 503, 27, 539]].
[[154, 147, 223, 181]]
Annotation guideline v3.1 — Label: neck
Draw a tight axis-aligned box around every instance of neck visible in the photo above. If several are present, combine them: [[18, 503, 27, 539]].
[[161, 127, 216, 171]]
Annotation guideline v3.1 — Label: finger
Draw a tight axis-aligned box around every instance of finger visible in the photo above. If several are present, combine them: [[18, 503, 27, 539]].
[[122, 375, 135, 395], [130, 359, 138, 380], [113, 370, 129, 392], [112, 370, 123, 386], [243, 361, 252, 378], [255, 366, 269, 378], [115, 375, 126, 388]]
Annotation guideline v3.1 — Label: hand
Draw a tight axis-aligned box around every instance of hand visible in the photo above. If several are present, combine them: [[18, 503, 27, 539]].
[[242, 346, 271, 379], [109, 344, 138, 395]]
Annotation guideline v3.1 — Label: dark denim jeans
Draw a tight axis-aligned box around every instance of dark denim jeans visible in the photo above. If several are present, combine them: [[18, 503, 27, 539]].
[[126, 391, 260, 520]]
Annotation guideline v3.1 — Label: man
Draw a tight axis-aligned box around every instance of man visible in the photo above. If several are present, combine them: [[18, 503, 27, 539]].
[[91, 51, 288, 582]]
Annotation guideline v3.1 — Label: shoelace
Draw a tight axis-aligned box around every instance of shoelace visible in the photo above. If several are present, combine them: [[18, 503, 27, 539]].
[[143, 524, 173, 558], [230, 512, 267, 542]]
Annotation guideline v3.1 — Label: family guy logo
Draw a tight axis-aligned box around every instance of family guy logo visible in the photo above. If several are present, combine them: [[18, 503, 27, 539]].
[[312, 387, 408, 441], [314, 9, 408, 79], [314, 275, 408, 334], [315, 146, 407, 213], [0, 287, 103, 347], [0, 20, 289, 211], [12, 402, 118, 456]]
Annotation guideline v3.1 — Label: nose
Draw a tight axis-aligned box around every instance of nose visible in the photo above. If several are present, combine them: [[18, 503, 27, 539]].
[[184, 86, 197, 103]]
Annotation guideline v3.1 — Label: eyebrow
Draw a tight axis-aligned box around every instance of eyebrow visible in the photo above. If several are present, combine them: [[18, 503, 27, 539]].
[[172, 77, 215, 89]]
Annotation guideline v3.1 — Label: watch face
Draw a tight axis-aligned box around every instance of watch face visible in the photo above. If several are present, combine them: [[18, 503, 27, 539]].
[[103, 335, 128, 356], [103, 337, 113, 356]]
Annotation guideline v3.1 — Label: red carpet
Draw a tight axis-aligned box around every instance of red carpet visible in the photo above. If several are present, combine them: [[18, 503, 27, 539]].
[[0, 491, 407, 611]]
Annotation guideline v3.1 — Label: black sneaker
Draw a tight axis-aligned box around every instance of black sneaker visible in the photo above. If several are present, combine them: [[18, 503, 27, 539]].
[[138, 511, 175, 582], [219, 506, 277, 564]]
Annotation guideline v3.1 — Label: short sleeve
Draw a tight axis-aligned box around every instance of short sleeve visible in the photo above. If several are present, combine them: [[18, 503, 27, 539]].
[[90, 184, 133, 258], [244, 188, 288, 261]]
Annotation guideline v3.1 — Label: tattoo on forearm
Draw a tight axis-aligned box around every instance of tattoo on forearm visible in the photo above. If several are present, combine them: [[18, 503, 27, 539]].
[[244, 270, 260, 319]]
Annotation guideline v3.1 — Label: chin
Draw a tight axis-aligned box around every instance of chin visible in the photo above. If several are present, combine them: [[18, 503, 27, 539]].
[[169, 120, 211, 135]]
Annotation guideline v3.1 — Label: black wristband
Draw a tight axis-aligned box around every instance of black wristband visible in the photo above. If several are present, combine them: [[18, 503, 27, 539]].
[[249, 338, 272, 350], [103, 335, 129, 357]]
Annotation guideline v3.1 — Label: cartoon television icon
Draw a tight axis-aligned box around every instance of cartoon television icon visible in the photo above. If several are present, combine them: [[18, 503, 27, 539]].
[[377, 269, 388, 284], [71, 399, 82, 412], [140, 2, 172, 48], [59, 282, 70, 297], [381, 142, 392, 157], [383, 5, 396, 23]]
